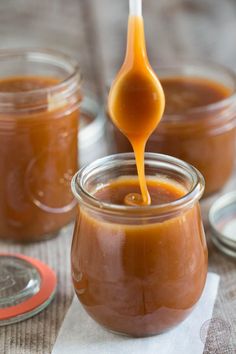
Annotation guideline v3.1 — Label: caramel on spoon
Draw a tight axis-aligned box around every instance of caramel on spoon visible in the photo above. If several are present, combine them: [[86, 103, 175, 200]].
[[108, 0, 165, 206]]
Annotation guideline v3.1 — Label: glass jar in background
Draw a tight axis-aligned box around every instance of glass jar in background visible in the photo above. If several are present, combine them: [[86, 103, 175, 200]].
[[109, 61, 236, 196], [79, 96, 111, 166], [0, 49, 81, 242], [71, 153, 207, 337]]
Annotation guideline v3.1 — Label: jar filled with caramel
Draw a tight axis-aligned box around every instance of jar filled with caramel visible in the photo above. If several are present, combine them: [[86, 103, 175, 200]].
[[0, 49, 81, 242], [111, 61, 236, 196], [71, 153, 207, 337]]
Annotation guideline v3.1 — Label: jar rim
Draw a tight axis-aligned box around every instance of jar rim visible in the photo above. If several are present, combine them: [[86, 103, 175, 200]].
[[71, 153, 205, 217], [0, 48, 81, 99], [154, 59, 236, 120]]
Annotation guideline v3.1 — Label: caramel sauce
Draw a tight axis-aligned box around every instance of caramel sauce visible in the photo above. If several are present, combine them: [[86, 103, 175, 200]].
[[108, 15, 165, 205], [0, 76, 58, 91], [95, 177, 185, 205], [161, 77, 231, 114]]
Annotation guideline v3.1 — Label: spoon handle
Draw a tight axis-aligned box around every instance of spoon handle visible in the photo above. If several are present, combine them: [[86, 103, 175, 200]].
[[129, 0, 142, 17]]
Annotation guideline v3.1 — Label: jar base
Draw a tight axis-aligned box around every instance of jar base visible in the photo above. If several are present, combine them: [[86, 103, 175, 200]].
[[78, 299, 195, 338], [107, 324, 178, 338]]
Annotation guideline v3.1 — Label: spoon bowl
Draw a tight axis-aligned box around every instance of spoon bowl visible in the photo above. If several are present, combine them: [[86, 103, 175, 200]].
[[109, 67, 165, 140]]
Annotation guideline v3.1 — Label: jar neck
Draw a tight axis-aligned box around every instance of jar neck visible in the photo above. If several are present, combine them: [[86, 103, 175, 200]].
[[157, 98, 236, 135], [0, 49, 81, 114], [71, 153, 205, 221], [0, 75, 81, 114]]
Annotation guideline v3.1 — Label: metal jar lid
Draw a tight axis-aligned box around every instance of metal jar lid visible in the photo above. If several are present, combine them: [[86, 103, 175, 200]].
[[209, 191, 236, 258], [0, 253, 57, 326]]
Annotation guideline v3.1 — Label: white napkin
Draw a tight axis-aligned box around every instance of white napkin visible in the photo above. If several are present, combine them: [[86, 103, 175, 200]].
[[52, 273, 219, 354]]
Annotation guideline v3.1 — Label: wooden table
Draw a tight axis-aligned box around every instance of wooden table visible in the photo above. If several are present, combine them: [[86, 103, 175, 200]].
[[1, 0, 236, 353]]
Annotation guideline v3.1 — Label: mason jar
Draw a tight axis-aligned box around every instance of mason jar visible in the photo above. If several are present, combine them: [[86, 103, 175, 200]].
[[71, 153, 207, 337], [0, 49, 81, 242]]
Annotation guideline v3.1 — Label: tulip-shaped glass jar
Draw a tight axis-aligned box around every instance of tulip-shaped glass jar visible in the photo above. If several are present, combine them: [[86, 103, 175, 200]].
[[71, 153, 208, 337]]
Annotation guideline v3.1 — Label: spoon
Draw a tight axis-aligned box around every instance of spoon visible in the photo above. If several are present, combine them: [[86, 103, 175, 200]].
[[108, 0, 165, 205]]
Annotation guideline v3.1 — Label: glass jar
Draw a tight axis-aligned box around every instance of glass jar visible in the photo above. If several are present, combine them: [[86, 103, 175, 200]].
[[71, 153, 207, 337], [110, 61, 236, 196], [79, 96, 111, 166], [0, 49, 81, 242]]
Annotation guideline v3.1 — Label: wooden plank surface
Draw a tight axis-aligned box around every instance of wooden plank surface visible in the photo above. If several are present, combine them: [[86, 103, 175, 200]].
[[0, 0, 236, 353]]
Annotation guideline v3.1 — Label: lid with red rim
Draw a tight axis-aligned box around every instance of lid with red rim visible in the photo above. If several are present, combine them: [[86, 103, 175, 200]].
[[0, 253, 57, 326]]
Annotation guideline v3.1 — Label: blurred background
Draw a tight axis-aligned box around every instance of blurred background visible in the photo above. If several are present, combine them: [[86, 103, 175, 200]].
[[0, 0, 235, 101]]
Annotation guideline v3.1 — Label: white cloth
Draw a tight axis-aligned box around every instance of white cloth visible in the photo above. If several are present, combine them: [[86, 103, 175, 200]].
[[52, 273, 219, 354]]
